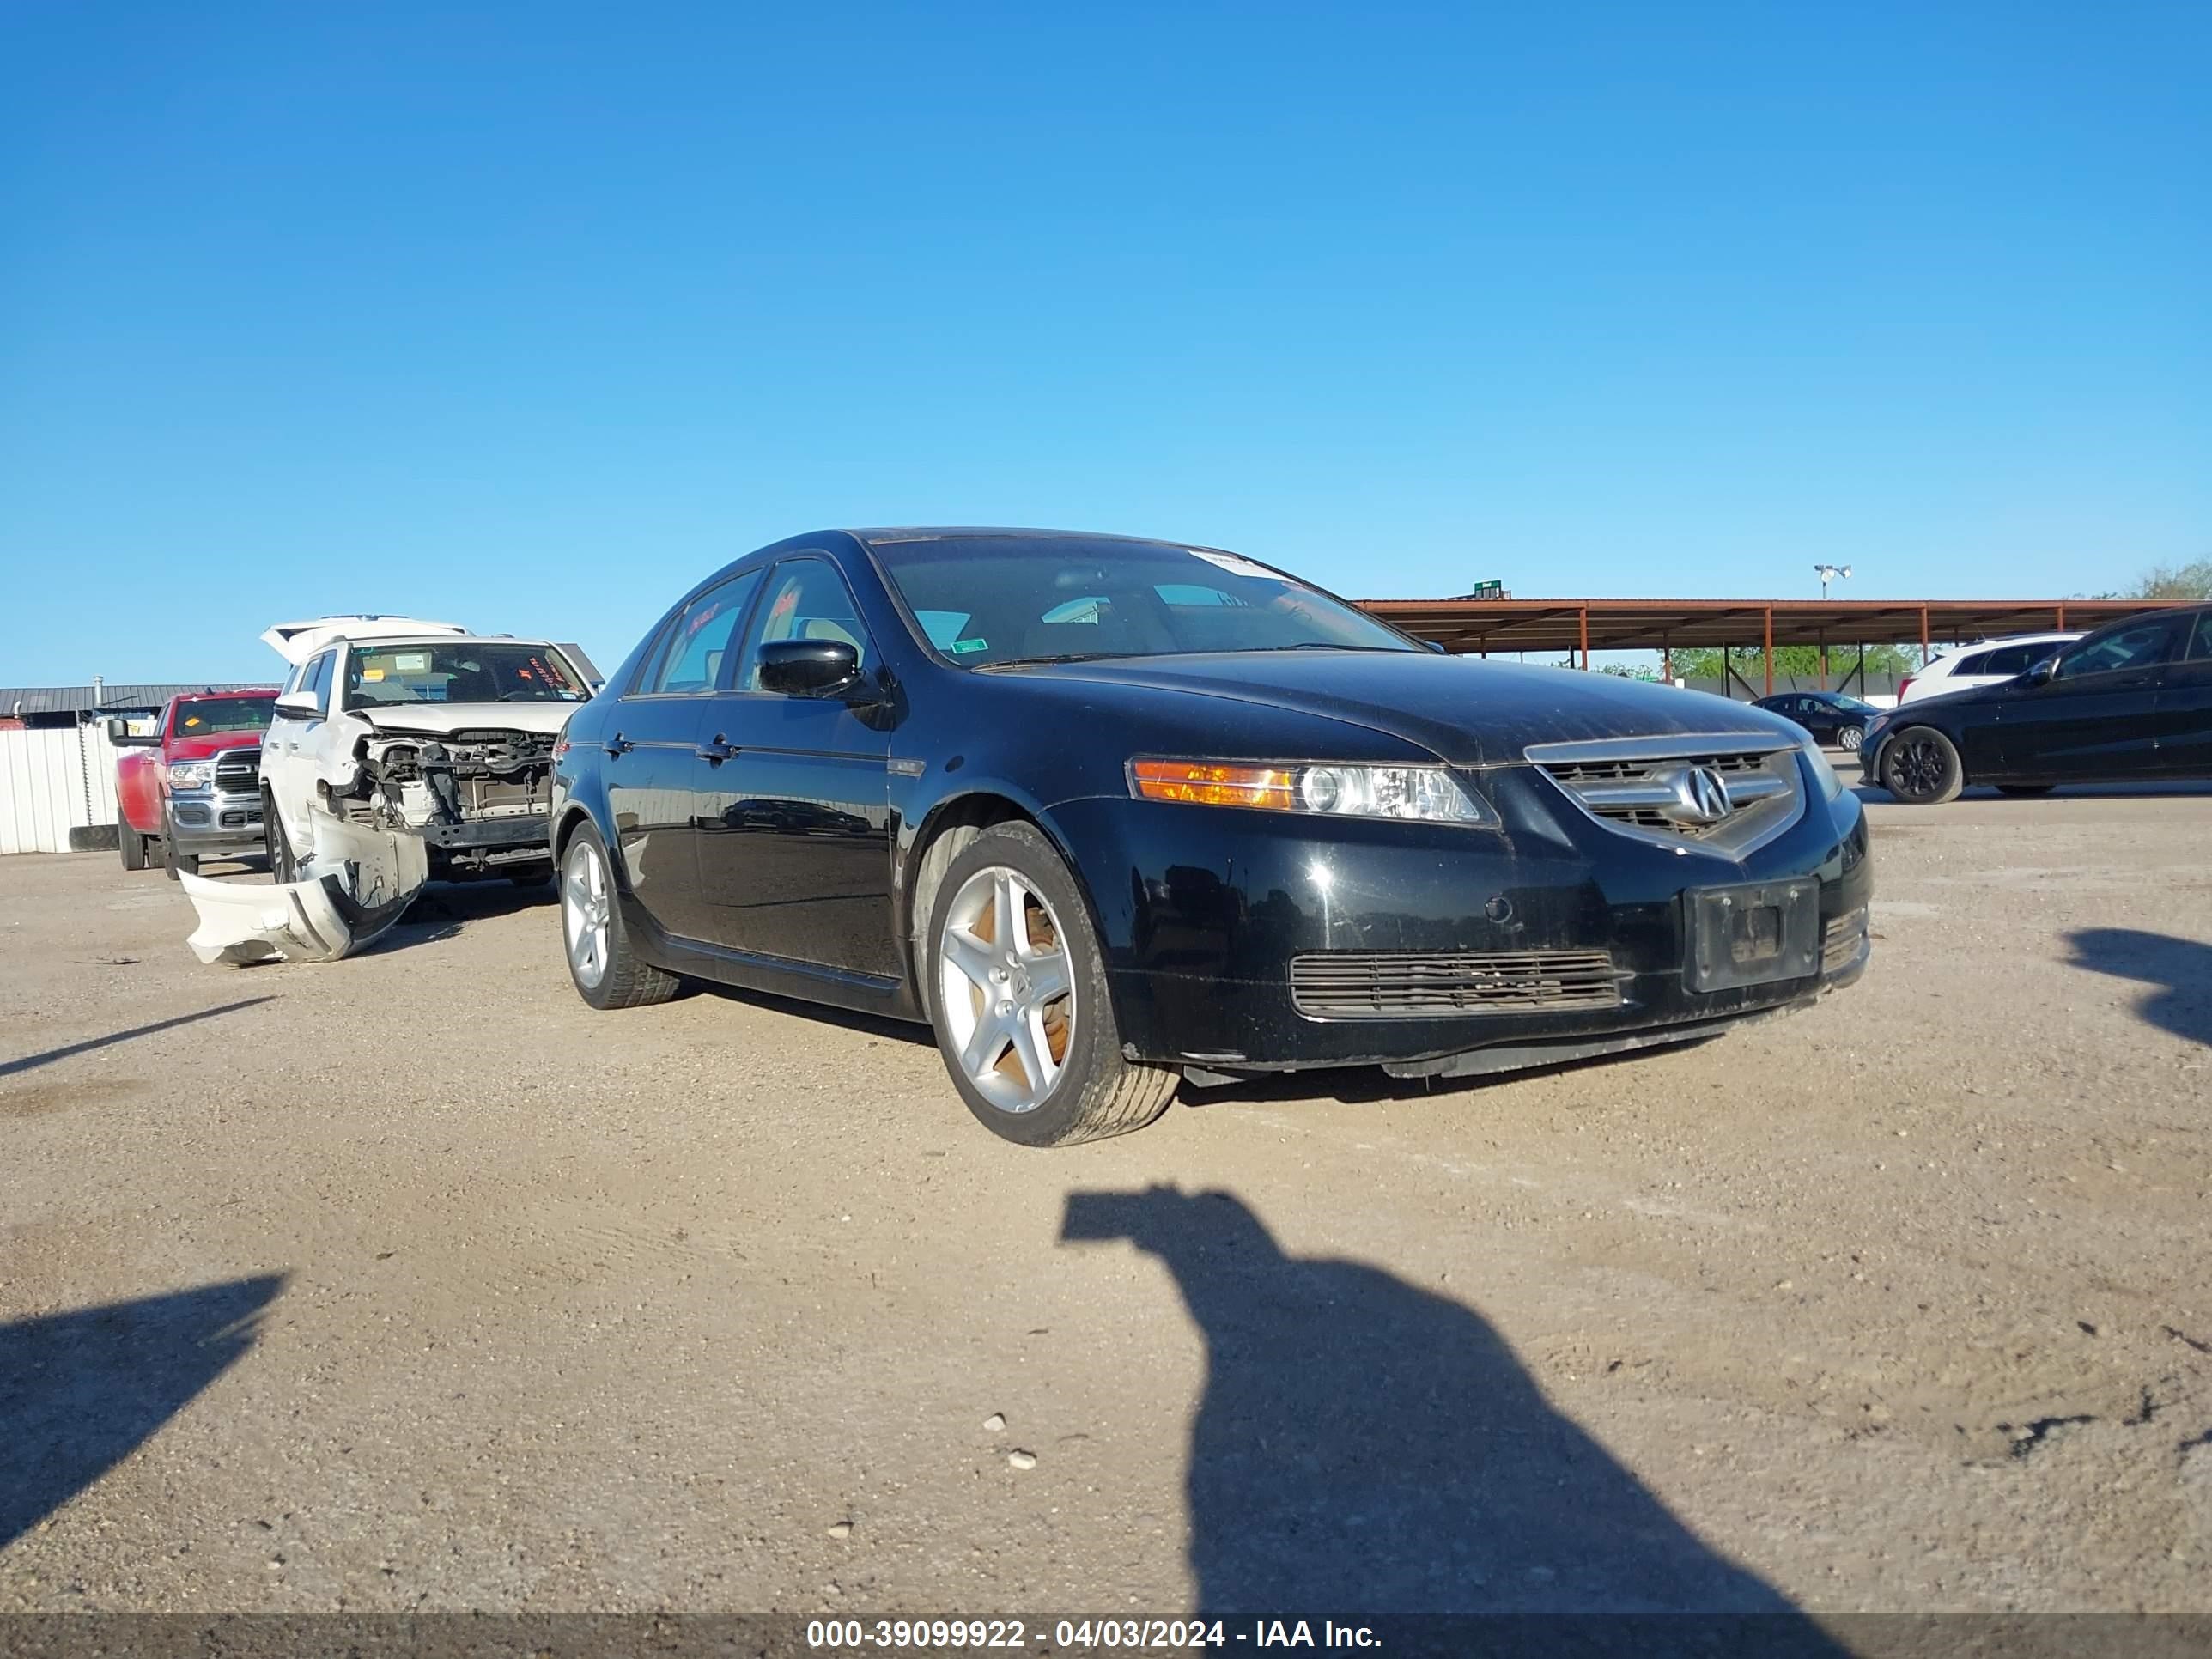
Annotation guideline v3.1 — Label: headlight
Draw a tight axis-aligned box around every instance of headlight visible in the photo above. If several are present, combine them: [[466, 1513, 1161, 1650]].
[[167, 760, 216, 788], [1795, 731, 1844, 801], [1128, 758, 1495, 825]]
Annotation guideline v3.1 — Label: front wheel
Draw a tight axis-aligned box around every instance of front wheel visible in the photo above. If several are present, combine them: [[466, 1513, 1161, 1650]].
[[1838, 725, 1863, 752], [1881, 726, 1965, 805], [264, 794, 300, 883], [561, 823, 679, 1009], [161, 811, 198, 879], [926, 822, 1177, 1146]]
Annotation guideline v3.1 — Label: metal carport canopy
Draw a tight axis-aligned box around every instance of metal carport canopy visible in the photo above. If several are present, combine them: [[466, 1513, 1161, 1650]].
[[1353, 597, 2162, 658]]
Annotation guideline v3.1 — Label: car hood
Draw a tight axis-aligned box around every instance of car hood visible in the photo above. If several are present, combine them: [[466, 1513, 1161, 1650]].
[[354, 702, 579, 738], [165, 730, 268, 761], [1006, 652, 1791, 765]]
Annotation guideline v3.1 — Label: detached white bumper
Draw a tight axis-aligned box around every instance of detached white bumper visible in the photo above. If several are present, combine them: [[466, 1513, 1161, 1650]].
[[180, 817, 430, 965]]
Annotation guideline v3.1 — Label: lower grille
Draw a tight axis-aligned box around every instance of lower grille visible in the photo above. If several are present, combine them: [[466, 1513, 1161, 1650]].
[[1291, 951, 1622, 1018], [1822, 908, 1869, 974]]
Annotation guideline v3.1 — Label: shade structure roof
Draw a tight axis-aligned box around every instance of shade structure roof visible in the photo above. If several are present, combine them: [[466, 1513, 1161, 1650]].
[[1352, 597, 2163, 656]]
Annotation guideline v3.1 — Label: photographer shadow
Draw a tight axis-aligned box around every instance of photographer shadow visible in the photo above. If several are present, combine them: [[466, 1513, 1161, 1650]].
[[1062, 1188, 1840, 1635]]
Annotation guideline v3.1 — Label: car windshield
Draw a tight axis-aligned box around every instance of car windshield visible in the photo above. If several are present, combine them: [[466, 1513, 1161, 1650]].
[[342, 641, 590, 710], [871, 535, 1419, 667], [1826, 694, 1876, 714], [171, 696, 273, 736]]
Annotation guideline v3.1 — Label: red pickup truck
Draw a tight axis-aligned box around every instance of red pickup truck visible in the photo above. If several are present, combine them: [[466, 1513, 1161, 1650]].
[[111, 689, 281, 877]]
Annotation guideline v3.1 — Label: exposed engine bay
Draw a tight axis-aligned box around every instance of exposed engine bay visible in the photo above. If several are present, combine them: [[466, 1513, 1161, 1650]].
[[343, 726, 557, 874]]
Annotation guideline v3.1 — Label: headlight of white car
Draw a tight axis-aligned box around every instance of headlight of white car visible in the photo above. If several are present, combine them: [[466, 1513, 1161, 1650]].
[[1128, 758, 1496, 825], [167, 760, 216, 789]]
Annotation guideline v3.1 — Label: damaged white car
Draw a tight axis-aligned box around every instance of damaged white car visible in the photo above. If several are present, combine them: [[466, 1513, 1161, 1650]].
[[182, 617, 599, 964]]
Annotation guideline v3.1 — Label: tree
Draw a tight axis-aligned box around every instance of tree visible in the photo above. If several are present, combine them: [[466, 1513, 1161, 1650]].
[[1662, 644, 1913, 684], [2099, 560, 2212, 601]]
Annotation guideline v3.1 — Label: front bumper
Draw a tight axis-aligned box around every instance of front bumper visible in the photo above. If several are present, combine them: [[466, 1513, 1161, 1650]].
[[1049, 757, 1873, 1073], [166, 790, 265, 856]]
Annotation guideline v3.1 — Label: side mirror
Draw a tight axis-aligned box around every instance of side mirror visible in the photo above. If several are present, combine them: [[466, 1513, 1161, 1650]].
[[1423, 639, 1450, 655], [274, 690, 323, 720], [2024, 657, 2058, 688], [757, 638, 861, 697], [107, 720, 157, 746]]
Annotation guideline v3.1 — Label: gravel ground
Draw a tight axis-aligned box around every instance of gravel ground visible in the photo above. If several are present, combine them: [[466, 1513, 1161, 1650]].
[[3, 784, 2209, 1617]]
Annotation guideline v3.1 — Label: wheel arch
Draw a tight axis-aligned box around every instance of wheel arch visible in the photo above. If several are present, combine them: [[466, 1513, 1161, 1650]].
[[899, 788, 1115, 1024]]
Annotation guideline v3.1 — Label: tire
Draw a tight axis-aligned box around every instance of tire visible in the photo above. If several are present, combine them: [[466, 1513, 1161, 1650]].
[[119, 825, 147, 871], [161, 811, 198, 879], [1838, 726, 1863, 752], [561, 823, 680, 1009], [924, 821, 1177, 1147], [1880, 726, 1965, 805], [264, 795, 300, 883], [1996, 784, 2056, 798]]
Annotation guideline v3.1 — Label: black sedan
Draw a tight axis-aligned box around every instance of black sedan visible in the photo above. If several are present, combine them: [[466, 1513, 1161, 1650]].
[[1752, 690, 1880, 752], [1863, 603, 2212, 804], [549, 529, 1873, 1146]]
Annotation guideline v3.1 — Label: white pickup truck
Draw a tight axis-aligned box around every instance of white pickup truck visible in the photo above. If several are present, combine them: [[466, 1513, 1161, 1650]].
[[181, 616, 600, 964]]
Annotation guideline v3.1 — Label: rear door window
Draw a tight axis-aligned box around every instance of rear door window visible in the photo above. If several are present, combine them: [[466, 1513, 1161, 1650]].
[[2187, 612, 2212, 662], [1948, 649, 1995, 677]]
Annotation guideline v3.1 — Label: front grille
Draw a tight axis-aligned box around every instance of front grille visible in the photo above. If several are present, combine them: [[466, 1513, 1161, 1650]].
[[214, 750, 261, 794], [1822, 907, 1869, 974], [1291, 951, 1623, 1018], [1525, 733, 1804, 858], [217, 807, 264, 830]]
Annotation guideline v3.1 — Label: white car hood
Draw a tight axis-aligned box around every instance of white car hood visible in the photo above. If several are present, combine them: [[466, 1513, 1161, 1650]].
[[355, 701, 579, 738]]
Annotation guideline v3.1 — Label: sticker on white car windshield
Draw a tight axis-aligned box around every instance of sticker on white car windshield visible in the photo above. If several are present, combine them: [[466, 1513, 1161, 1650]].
[[1189, 550, 1277, 580]]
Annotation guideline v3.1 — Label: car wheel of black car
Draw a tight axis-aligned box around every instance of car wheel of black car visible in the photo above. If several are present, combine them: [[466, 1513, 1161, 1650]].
[[1996, 784, 2056, 797], [1838, 725, 1863, 752], [119, 825, 147, 871], [1881, 726, 1965, 805], [926, 822, 1177, 1147], [562, 823, 680, 1010]]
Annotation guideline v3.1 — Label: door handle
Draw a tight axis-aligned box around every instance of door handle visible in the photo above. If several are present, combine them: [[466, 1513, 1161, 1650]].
[[604, 732, 633, 757], [696, 734, 737, 763]]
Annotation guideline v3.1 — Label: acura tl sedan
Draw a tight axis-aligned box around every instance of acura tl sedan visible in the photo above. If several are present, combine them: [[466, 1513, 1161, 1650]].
[[548, 529, 1873, 1146]]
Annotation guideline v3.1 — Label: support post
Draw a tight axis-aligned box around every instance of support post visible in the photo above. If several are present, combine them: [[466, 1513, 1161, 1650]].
[[1818, 637, 1828, 691], [2057, 604, 2067, 630], [1763, 606, 1774, 696], [1920, 605, 1931, 665], [1578, 605, 1590, 672], [1661, 639, 1673, 685]]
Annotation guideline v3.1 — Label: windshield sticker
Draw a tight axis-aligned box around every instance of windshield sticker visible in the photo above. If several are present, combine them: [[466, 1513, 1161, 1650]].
[[950, 637, 990, 655], [362, 668, 385, 680], [182, 715, 202, 727], [1189, 550, 1276, 580]]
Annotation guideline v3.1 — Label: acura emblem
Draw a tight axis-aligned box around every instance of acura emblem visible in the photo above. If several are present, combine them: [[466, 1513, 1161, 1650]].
[[1679, 765, 1735, 824]]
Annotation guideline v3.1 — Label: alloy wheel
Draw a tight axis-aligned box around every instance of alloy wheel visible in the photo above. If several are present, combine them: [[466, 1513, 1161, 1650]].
[[563, 839, 611, 989], [1890, 735, 1945, 798], [1839, 726, 1863, 751], [935, 866, 1075, 1114]]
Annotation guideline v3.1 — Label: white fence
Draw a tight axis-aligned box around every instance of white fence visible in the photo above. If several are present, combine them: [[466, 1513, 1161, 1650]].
[[0, 724, 122, 854]]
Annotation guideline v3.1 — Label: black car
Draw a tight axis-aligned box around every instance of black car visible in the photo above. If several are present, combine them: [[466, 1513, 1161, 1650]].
[[1863, 604, 2212, 804], [549, 529, 1873, 1146], [1752, 690, 1880, 753]]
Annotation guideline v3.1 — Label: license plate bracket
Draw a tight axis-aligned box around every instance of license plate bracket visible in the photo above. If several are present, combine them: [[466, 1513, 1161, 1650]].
[[1686, 879, 1821, 992]]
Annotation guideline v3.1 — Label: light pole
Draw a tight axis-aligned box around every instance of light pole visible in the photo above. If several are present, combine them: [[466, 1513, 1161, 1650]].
[[1814, 562, 1852, 600]]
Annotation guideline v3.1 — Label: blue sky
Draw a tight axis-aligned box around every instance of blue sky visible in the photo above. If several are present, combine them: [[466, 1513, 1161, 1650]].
[[3, 1, 2206, 684]]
